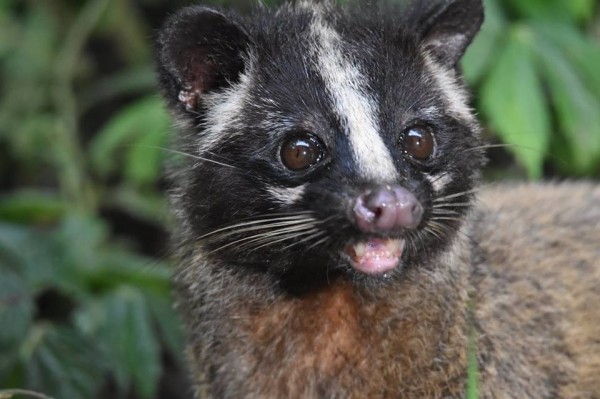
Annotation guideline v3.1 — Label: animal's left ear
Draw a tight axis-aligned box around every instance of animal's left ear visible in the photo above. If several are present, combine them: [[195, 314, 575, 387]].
[[419, 0, 484, 67]]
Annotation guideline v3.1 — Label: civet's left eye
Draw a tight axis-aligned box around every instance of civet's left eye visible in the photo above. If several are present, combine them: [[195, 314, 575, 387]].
[[401, 125, 436, 161], [280, 133, 325, 171]]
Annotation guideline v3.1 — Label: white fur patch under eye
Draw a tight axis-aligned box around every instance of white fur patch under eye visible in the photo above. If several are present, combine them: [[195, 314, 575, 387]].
[[266, 184, 307, 205], [425, 173, 452, 193], [423, 55, 474, 123], [310, 16, 398, 182]]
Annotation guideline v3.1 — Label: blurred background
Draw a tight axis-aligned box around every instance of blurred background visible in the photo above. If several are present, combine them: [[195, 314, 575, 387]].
[[0, 0, 599, 398]]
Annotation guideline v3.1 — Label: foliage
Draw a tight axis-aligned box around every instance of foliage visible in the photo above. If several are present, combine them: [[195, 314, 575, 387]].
[[463, 0, 600, 178], [0, 0, 598, 399], [0, 1, 185, 398]]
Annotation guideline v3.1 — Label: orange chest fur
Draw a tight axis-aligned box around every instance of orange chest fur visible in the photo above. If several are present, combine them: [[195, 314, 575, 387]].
[[239, 281, 455, 398]]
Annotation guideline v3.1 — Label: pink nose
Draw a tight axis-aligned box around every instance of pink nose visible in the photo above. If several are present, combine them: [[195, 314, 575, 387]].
[[353, 186, 423, 233]]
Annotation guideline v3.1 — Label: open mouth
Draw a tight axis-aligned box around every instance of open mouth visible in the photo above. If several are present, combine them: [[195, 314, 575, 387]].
[[342, 238, 405, 275]]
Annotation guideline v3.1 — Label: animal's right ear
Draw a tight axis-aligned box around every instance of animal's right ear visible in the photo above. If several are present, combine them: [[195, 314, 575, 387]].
[[155, 6, 251, 113], [418, 0, 484, 67]]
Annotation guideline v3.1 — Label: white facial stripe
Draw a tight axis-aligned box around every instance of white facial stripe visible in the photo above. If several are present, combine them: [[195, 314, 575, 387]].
[[295, 0, 322, 11], [310, 17, 398, 182], [423, 54, 474, 122], [425, 173, 452, 193], [266, 185, 307, 205], [198, 68, 253, 155]]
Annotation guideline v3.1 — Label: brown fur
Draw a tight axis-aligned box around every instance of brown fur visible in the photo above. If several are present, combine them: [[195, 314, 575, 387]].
[[474, 183, 600, 398], [175, 182, 600, 398]]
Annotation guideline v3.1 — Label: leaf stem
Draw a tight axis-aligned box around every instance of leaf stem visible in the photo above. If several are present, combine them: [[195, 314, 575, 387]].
[[52, 0, 111, 213], [0, 389, 55, 399]]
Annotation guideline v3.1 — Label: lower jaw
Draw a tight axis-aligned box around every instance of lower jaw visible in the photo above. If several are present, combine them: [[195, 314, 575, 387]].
[[348, 257, 401, 276], [342, 238, 405, 276]]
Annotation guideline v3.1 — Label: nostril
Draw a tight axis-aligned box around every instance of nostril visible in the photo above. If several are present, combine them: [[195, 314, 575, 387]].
[[410, 203, 424, 227], [354, 185, 423, 233], [411, 203, 419, 215]]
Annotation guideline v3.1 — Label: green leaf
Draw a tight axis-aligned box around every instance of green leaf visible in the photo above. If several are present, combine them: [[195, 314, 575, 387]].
[[7, 216, 107, 300], [562, 0, 596, 23], [90, 250, 172, 296], [462, 0, 506, 84], [146, 295, 184, 359], [531, 22, 600, 102], [0, 272, 34, 347], [0, 191, 66, 224], [22, 325, 107, 399], [76, 288, 161, 399], [90, 96, 170, 186], [504, 0, 595, 23], [0, 271, 34, 381], [0, 113, 58, 169], [533, 37, 600, 174], [480, 26, 551, 179], [79, 66, 157, 113], [55, 216, 108, 265], [125, 113, 169, 185], [0, 224, 58, 291], [0, 0, 17, 12], [0, 218, 110, 298], [0, 224, 31, 274], [0, 12, 19, 60], [103, 186, 168, 224], [0, 225, 37, 379]]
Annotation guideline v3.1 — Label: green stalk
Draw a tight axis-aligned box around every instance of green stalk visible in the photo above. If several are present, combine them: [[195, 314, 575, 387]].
[[52, 0, 111, 213], [466, 296, 479, 399], [0, 389, 55, 399]]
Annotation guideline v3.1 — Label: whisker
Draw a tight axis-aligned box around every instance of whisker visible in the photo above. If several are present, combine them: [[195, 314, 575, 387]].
[[208, 219, 320, 241], [431, 209, 461, 215], [432, 202, 473, 208], [428, 220, 477, 247], [247, 229, 321, 252], [459, 143, 516, 154], [132, 144, 239, 169], [458, 143, 568, 167], [430, 216, 463, 222], [243, 215, 340, 252], [200, 213, 317, 239], [279, 231, 327, 251], [433, 188, 481, 202], [208, 225, 318, 254], [424, 227, 443, 241], [305, 236, 330, 251], [428, 170, 452, 184], [412, 230, 428, 253]]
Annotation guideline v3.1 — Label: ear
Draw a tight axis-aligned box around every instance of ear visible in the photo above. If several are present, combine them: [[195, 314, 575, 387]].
[[155, 6, 251, 112], [419, 0, 484, 67]]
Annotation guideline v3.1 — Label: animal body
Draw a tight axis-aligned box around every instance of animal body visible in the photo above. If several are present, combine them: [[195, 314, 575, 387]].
[[155, 0, 600, 397]]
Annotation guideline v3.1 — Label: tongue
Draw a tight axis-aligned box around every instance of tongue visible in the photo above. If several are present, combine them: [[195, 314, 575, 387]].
[[346, 238, 404, 275]]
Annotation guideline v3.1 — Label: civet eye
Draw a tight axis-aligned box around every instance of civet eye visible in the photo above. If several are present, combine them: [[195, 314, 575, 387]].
[[402, 125, 436, 161], [280, 133, 325, 171]]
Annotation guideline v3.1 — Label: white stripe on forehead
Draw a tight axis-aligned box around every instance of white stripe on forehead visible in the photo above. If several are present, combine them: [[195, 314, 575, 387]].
[[309, 14, 398, 182], [423, 54, 475, 122]]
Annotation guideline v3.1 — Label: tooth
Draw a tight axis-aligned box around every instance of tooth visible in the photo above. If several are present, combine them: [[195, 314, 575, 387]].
[[353, 242, 366, 258]]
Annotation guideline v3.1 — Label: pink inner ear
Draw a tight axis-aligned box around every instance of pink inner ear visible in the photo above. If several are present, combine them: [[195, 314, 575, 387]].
[[188, 54, 218, 91], [178, 55, 218, 111]]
